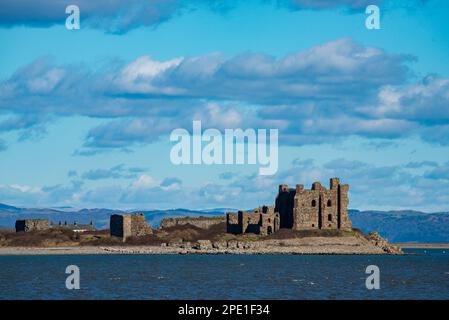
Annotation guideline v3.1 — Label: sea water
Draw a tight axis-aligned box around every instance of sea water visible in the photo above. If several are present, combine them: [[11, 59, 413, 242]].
[[0, 249, 448, 300]]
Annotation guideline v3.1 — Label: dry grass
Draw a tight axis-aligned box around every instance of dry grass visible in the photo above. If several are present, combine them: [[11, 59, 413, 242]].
[[0, 223, 364, 247], [0, 229, 78, 247]]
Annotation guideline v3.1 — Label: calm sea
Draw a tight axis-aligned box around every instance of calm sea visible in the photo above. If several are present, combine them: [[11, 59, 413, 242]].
[[0, 249, 448, 300]]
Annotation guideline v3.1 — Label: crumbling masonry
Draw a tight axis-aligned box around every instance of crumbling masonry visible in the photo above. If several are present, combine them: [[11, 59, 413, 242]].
[[227, 206, 280, 236], [110, 213, 153, 241], [227, 178, 352, 235], [15, 219, 50, 232]]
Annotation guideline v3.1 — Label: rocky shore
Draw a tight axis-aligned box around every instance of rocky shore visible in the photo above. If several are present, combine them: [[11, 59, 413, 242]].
[[0, 233, 402, 255]]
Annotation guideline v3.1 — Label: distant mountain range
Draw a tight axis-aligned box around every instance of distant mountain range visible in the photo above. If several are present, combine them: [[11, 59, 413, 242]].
[[0, 203, 226, 231], [349, 209, 449, 243], [1, 203, 448, 243]]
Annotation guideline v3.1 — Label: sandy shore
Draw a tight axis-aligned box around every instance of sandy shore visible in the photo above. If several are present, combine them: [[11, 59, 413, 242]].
[[0, 236, 404, 255], [396, 243, 449, 249]]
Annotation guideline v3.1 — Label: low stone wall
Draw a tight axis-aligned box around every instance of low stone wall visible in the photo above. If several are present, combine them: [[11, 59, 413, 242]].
[[160, 216, 225, 230]]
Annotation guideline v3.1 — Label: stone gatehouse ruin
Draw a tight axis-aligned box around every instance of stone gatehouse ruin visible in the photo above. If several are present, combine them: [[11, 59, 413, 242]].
[[227, 178, 352, 235], [110, 213, 153, 241], [227, 206, 280, 236]]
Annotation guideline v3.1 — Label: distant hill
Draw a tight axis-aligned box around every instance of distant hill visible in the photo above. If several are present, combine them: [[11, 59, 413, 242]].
[[0, 203, 21, 211], [0, 203, 228, 230], [349, 209, 449, 243], [1, 203, 448, 243]]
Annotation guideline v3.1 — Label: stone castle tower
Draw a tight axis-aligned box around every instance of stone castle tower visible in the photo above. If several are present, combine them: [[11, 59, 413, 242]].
[[275, 178, 352, 231], [226, 178, 352, 235]]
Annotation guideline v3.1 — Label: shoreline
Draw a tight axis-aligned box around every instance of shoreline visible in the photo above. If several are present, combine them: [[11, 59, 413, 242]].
[[0, 236, 405, 255], [395, 243, 449, 249], [2, 244, 445, 256], [0, 246, 399, 256]]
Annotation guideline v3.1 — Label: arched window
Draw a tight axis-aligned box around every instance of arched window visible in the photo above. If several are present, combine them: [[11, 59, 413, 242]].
[[311, 200, 316, 207], [327, 200, 332, 207], [328, 214, 332, 222]]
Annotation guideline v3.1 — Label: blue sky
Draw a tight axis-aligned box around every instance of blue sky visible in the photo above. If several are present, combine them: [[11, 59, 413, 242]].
[[1, 0, 449, 211]]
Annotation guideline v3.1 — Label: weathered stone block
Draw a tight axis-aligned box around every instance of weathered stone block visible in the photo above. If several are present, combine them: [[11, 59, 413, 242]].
[[110, 213, 152, 241], [15, 219, 50, 232], [160, 216, 225, 229]]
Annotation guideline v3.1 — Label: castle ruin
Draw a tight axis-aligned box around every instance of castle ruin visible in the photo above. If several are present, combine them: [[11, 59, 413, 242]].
[[15, 219, 50, 232], [160, 216, 225, 230], [227, 178, 352, 235], [110, 213, 153, 241], [15, 219, 96, 233], [227, 206, 280, 236]]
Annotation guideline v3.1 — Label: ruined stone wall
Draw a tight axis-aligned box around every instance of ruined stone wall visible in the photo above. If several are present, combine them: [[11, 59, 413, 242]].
[[227, 178, 352, 235], [338, 184, 352, 230], [226, 213, 241, 234], [128, 214, 153, 237], [258, 212, 280, 236], [15, 219, 50, 232], [278, 178, 352, 231], [110, 213, 152, 240], [274, 186, 295, 228], [239, 211, 262, 234], [227, 207, 279, 235], [293, 184, 339, 230], [160, 216, 225, 230], [110, 214, 125, 238]]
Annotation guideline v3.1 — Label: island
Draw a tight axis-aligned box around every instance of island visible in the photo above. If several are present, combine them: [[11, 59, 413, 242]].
[[0, 178, 402, 255]]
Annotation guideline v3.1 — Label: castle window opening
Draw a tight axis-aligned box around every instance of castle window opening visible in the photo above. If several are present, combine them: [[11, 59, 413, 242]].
[[311, 200, 316, 207], [327, 200, 332, 207], [328, 214, 332, 222]]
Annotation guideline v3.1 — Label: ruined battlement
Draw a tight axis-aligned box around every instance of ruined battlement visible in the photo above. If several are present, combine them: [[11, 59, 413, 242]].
[[289, 178, 351, 231], [227, 206, 280, 236]]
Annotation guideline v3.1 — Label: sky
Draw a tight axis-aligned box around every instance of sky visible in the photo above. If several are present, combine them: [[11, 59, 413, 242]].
[[1, 0, 449, 211]]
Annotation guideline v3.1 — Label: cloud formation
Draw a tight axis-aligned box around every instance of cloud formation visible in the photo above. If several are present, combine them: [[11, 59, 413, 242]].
[[0, 0, 181, 33], [1, 38, 448, 153], [0, 0, 397, 33], [3, 157, 449, 211], [2, 38, 428, 150], [81, 164, 147, 180], [0, 138, 7, 151], [283, 0, 383, 10]]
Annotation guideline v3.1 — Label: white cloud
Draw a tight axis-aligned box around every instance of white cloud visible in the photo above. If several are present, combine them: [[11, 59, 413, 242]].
[[131, 174, 159, 189]]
